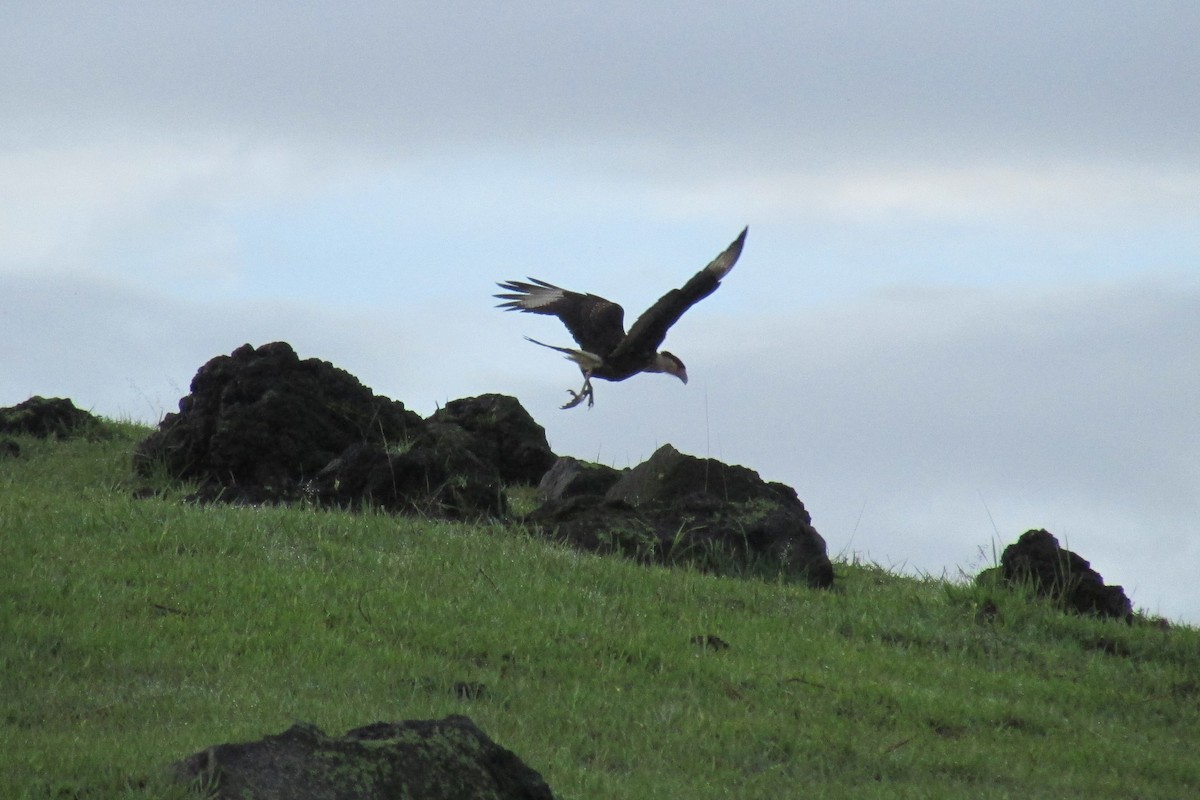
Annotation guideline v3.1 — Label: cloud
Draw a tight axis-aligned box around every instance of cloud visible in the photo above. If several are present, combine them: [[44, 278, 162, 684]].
[[645, 161, 1200, 233], [0, 133, 361, 284], [702, 280, 1200, 495], [5, 2, 1199, 320], [5, 3, 1198, 164]]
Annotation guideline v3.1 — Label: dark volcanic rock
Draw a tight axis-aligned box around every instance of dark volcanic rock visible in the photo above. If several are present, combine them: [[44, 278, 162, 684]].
[[997, 529, 1132, 620], [133, 343, 522, 517], [172, 716, 557, 800], [429, 394, 556, 485], [531, 444, 833, 588], [0, 396, 104, 439], [133, 342, 423, 504], [536, 456, 622, 504], [309, 438, 506, 518], [305, 394, 553, 517], [605, 443, 800, 508]]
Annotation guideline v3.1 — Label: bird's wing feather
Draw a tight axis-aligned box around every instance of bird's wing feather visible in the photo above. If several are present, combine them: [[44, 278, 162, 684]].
[[612, 226, 747, 359], [495, 279, 626, 356]]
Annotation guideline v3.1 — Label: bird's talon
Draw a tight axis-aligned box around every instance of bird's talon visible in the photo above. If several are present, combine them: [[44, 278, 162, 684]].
[[559, 385, 594, 410]]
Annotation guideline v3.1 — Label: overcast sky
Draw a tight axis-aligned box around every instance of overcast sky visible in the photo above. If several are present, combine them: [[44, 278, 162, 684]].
[[4, 2, 1198, 622]]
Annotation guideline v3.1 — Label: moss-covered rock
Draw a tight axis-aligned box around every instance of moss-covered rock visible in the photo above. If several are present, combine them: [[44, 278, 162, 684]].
[[529, 444, 833, 587], [0, 396, 106, 439], [172, 716, 557, 800]]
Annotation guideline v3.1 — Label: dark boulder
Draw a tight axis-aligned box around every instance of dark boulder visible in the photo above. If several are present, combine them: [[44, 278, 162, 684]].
[[0, 439, 19, 458], [171, 716, 557, 800], [0, 396, 104, 439], [133, 342, 422, 504], [996, 529, 1132, 620], [605, 443, 802, 508], [429, 394, 556, 485], [536, 456, 623, 504], [531, 444, 833, 588]]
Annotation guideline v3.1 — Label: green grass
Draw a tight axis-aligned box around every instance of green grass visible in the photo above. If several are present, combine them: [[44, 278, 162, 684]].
[[3, 424, 1199, 799]]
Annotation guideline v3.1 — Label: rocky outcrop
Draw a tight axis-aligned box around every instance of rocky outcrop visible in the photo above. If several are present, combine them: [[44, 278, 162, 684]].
[[604, 444, 799, 508], [429, 394, 555, 485], [307, 436, 506, 518], [993, 529, 1132, 620], [132, 344, 534, 517], [529, 445, 833, 588], [171, 716, 557, 800], [536, 456, 623, 504], [129, 345, 833, 569], [0, 396, 105, 440], [133, 342, 421, 502]]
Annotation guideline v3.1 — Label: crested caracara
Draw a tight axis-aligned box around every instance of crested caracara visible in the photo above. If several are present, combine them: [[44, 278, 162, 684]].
[[495, 227, 747, 409]]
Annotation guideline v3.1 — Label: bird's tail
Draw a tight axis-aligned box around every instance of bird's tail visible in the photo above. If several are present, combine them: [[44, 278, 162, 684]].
[[524, 337, 603, 371]]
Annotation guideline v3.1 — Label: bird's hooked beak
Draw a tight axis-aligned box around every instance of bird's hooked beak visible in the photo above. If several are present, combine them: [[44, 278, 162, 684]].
[[656, 351, 688, 384]]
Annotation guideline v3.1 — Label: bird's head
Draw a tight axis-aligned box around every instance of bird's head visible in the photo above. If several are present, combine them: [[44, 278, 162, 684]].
[[657, 351, 688, 384]]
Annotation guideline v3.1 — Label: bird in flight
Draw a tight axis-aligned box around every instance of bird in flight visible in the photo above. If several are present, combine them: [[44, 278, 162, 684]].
[[495, 227, 747, 409]]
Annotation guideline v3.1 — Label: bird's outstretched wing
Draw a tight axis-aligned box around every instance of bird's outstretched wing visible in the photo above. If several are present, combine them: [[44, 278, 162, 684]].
[[494, 278, 626, 357], [612, 226, 747, 360]]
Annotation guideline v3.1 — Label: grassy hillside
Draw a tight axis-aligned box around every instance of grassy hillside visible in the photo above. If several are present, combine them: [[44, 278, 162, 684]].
[[3, 425, 1198, 799]]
